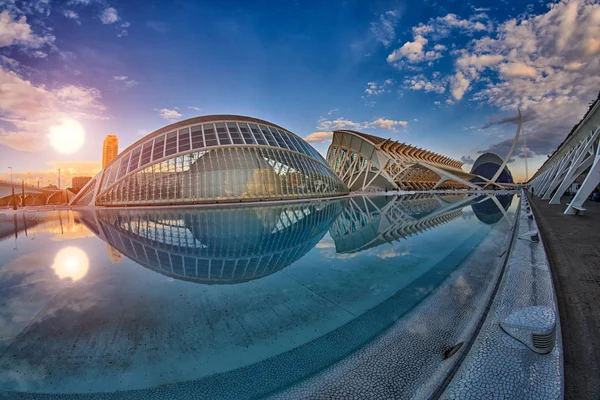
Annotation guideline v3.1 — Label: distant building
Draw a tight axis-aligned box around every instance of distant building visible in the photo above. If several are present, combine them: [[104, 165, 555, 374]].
[[102, 134, 119, 168], [72, 176, 92, 191]]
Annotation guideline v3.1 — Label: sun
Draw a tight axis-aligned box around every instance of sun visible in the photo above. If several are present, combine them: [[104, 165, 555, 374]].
[[51, 246, 90, 282], [49, 120, 85, 154]]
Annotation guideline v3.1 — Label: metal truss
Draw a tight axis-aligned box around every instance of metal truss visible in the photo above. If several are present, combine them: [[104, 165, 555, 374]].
[[327, 130, 483, 192], [529, 126, 600, 214]]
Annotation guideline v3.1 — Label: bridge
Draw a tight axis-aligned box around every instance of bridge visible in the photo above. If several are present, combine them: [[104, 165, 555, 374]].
[[528, 97, 600, 214], [0, 180, 72, 206]]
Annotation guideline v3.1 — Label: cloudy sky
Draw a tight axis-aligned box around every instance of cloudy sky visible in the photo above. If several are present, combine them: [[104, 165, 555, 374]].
[[0, 0, 599, 186]]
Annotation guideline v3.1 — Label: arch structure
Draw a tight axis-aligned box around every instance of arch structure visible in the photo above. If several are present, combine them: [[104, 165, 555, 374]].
[[79, 199, 344, 284], [326, 130, 480, 192], [529, 97, 600, 214], [71, 115, 348, 207], [329, 193, 475, 254]]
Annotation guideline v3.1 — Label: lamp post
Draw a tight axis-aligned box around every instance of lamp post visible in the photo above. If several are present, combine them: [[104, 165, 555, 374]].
[[8, 167, 16, 210], [58, 168, 61, 189]]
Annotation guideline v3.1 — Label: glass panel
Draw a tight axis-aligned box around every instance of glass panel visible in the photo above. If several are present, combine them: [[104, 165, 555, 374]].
[[152, 135, 165, 161], [215, 122, 231, 145], [268, 127, 289, 150], [248, 123, 266, 145], [140, 141, 153, 167], [165, 132, 178, 156], [178, 128, 190, 152], [237, 122, 256, 145], [260, 125, 277, 146], [127, 146, 141, 174], [203, 124, 218, 147], [116, 153, 130, 180], [227, 122, 244, 144], [278, 129, 298, 152], [191, 125, 204, 149]]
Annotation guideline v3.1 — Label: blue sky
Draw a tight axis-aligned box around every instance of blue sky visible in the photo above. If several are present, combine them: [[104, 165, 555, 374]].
[[0, 0, 599, 186]]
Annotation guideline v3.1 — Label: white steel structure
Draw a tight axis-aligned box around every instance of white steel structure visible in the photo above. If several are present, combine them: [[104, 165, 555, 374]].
[[71, 115, 348, 206], [326, 130, 480, 191], [529, 99, 600, 214]]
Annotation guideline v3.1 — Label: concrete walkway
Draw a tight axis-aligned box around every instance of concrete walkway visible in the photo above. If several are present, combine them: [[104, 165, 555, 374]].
[[528, 193, 600, 400]]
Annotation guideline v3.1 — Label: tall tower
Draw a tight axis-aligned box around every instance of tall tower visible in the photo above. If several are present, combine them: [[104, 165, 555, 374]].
[[102, 134, 119, 168]]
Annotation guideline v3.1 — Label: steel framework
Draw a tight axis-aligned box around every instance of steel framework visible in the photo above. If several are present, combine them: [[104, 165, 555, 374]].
[[326, 130, 480, 191], [529, 98, 600, 214]]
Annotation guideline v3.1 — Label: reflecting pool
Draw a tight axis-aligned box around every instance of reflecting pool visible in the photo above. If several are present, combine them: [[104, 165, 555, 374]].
[[0, 193, 519, 399]]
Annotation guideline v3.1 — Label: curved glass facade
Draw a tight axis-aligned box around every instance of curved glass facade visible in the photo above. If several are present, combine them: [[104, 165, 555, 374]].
[[72, 116, 348, 206]]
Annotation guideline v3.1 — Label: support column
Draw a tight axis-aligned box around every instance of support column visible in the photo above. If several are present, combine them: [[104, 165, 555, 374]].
[[565, 135, 600, 215]]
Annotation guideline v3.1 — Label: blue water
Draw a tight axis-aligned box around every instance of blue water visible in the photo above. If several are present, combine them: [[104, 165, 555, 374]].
[[0, 193, 518, 399]]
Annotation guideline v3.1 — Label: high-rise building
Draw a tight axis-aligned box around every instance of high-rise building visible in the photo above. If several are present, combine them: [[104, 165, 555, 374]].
[[102, 134, 119, 168], [72, 176, 92, 191]]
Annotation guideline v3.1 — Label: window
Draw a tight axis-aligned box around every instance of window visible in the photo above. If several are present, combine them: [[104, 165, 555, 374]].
[[203, 124, 218, 147], [260, 125, 277, 146], [237, 122, 256, 145], [153, 135, 165, 160], [191, 125, 204, 149], [215, 122, 231, 145], [165, 132, 178, 156], [227, 122, 244, 144], [140, 141, 153, 167], [127, 147, 141, 173], [248, 123, 267, 145], [178, 128, 190, 152]]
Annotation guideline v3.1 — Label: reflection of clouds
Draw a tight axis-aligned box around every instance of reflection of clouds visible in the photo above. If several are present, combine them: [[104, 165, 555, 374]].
[[50, 247, 89, 282], [315, 240, 335, 249], [0, 252, 72, 345], [320, 248, 359, 260]]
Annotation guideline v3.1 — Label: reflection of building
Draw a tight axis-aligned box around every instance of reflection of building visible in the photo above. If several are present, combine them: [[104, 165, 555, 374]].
[[470, 153, 514, 184], [72, 176, 92, 191], [79, 199, 345, 284], [106, 244, 124, 263], [72, 116, 348, 206], [471, 194, 514, 224], [330, 193, 476, 253], [102, 134, 119, 168], [327, 131, 479, 191]]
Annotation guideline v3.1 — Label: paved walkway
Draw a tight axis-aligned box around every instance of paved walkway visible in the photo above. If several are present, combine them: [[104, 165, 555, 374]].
[[528, 193, 600, 400]]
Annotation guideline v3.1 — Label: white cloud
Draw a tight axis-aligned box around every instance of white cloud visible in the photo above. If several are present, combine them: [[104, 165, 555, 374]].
[[403, 74, 446, 93], [63, 10, 79, 20], [316, 116, 409, 133], [0, 10, 54, 48], [450, 71, 470, 100], [113, 75, 138, 88], [55, 86, 105, 111], [304, 131, 333, 143], [370, 10, 401, 47], [137, 129, 150, 136], [499, 62, 537, 78], [327, 108, 339, 115], [317, 117, 363, 131], [157, 108, 182, 120], [364, 79, 394, 96], [188, 106, 201, 111], [434, 101, 441, 105], [100, 8, 119, 24], [456, 54, 504, 69], [442, 0, 600, 157], [370, 118, 408, 130]]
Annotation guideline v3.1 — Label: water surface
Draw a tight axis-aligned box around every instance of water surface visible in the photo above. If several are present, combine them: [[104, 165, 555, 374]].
[[0, 193, 518, 399]]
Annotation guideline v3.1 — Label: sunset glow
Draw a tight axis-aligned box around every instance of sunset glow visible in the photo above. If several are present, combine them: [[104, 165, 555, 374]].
[[48, 120, 85, 155]]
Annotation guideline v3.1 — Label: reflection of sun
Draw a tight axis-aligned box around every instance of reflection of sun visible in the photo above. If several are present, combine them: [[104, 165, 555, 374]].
[[48, 120, 85, 154], [51, 247, 89, 281]]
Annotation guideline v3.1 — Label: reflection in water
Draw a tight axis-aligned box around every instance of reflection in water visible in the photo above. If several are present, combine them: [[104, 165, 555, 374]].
[[106, 244, 124, 263], [471, 194, 514, 225], [50, 246, 89, 281], [80, 200, 345, 284], [330, 193, 477, 253]]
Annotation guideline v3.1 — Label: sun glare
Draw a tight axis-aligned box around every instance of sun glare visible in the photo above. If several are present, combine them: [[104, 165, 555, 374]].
[[49, 120, 85, 154], [51, 246, 90, 282]]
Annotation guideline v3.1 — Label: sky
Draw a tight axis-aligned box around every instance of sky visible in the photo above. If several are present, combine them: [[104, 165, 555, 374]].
[[0, 0, 599, 187]]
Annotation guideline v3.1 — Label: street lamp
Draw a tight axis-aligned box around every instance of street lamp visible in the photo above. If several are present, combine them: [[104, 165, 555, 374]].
[[8, 167, 16, 210]]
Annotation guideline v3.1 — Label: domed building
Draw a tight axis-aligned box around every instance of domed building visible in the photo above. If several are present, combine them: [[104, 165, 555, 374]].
[[71, 115, 348, 206], [470, 152, 514, 184]]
